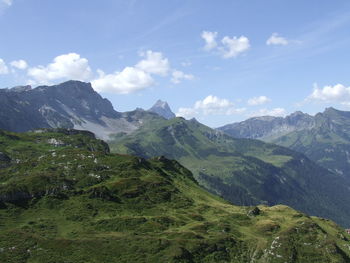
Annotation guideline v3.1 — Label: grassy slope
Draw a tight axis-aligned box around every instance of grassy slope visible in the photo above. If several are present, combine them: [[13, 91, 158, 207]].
[[0, 129, 350, 262], [109, 118, 350, 227]]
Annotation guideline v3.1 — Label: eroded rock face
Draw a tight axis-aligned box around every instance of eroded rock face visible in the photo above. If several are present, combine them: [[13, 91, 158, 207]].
[[248, 207, 261, 217], [0, 152, 11, 168]]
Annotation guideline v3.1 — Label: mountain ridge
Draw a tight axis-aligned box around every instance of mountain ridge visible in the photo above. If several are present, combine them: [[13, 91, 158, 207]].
[[0, 80, 162, 140], [218, 110, 315, 140], [218, 107, 350, 179]]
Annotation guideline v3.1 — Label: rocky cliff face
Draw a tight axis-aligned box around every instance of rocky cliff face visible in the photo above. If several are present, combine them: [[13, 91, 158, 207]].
[[148, 99, 176, 119], [218, 111, 315, 140], [0, 80, 160, 140]]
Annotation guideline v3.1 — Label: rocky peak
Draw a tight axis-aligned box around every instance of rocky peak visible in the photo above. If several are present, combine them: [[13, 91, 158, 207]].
[[148, 99, 175, 119], [218, 110, 315, 140], [34, 80, 119, 119], [10, 85, 32, 92], [0, 80, 164, 140], [153, 100, 168, 108], [324, 107, 337, 113], [289, 111, 305, 117], [322, 107, 348, 118]]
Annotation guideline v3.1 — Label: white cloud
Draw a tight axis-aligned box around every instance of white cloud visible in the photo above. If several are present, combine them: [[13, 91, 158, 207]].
[[0, 58, 8, 74], [176, 95, 246, 118], [307, 84, 350, 103], [27, 53, 92, 85], [91, 67, 154, 94], [135, 50, 170, 76], [247, 96, 271, 106], [201, 31, 250, 58], [2, 0, 12, 6], [171, 70, 194, 84], [251, 108, 286, 117], [92, 50, 175, 94], [201, 31, 218, 51], [220, 36, 250, 58], [20, 50, 187, 94], [10, 59, 28, 70], [194, 95, 232, 112], [266, 33, 289, 46]]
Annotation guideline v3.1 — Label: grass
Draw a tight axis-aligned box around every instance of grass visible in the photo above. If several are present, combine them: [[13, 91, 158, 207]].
[[109, 117, 350, 227], [1, 129, 350, 262]]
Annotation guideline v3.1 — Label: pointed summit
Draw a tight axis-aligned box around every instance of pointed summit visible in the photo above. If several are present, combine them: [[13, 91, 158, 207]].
[[148, 99, 175, 119]]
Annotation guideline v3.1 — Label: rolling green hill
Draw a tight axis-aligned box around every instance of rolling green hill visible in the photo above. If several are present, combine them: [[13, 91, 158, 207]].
[[1, 129, 350, 262], [109, 117, 350, 227]]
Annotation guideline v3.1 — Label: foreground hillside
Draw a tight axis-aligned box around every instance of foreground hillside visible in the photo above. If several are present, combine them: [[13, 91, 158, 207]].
[[110, 117, 350, 227], [1, 129, 350, 262]]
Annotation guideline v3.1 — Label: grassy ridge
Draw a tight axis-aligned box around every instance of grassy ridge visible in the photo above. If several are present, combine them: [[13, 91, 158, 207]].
[[109, 117, 350, 227], [0, 129, 350, 262]]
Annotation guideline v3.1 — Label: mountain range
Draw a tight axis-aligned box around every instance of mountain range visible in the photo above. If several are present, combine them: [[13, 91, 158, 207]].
[[218, 111, 315, 141], [0, 80, 162, 140], [218, 107, 350, 179], [1, 128, 350, 262], [2, 80, 350, 228]]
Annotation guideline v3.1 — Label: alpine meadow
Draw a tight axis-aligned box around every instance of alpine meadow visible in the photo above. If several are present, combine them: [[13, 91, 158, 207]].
[[2, 1, 350, 262]]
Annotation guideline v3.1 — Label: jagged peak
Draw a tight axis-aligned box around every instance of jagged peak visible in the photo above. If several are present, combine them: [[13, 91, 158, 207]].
[[10, 85, 32, 92], [289, 110, 306, 116], [32, 80, 94, 93], [150, 99, 172, 110], [323, 107, 339, 114], [148, 99, 175, 120]]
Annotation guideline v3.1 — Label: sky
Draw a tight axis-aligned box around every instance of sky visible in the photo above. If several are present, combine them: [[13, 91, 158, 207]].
[[1, 0, 350, 127]]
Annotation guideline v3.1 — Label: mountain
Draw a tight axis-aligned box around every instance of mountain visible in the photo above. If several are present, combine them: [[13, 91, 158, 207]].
[[271, 107, 350, 177], [148, 99, 176, 119], [0, 80, 161, 140], [219, 107, 350, 179], [109, 117, 350, 227], [1, 128, 350, 262], [218, 111, 315, 141]]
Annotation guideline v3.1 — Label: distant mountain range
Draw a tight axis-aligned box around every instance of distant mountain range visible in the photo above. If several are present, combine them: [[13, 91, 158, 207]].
[[0, 81, 166, 140], [218, 107, 350, 178], [218, 110, 315, 141]]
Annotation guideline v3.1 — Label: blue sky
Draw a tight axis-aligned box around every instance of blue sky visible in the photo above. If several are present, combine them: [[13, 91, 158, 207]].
[[1, 0, 350, 127]]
